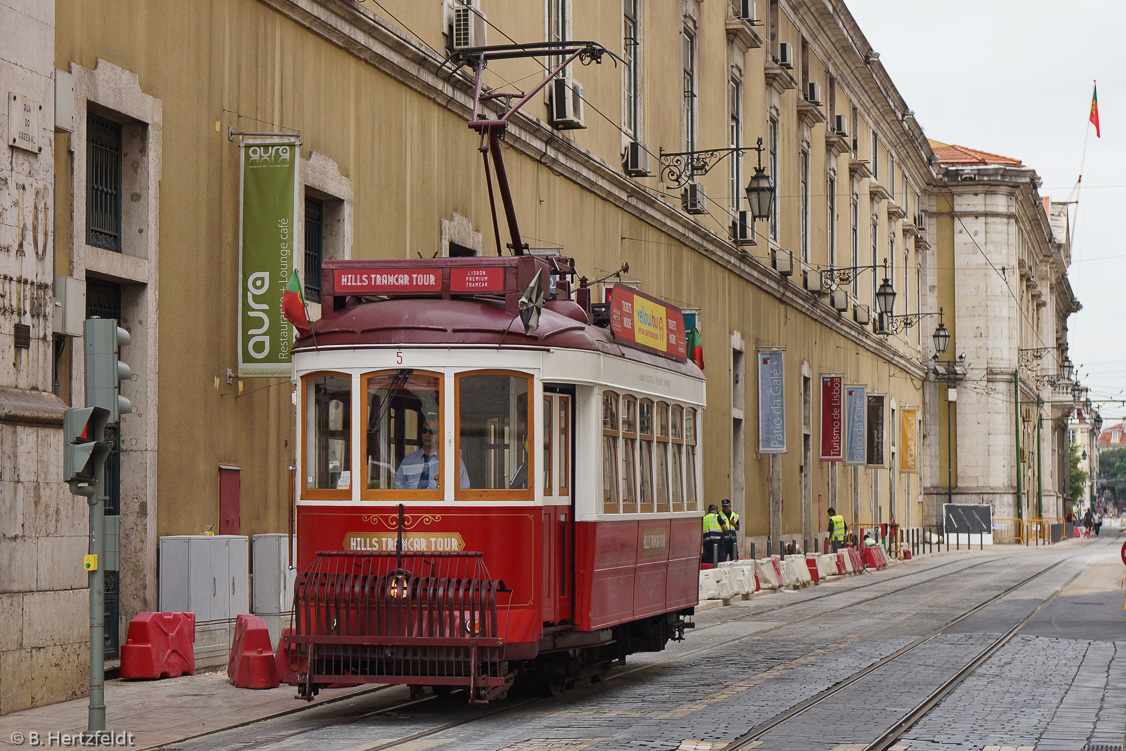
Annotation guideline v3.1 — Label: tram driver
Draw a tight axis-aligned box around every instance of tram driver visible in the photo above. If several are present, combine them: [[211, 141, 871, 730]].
[[393, 413, 470, 490]]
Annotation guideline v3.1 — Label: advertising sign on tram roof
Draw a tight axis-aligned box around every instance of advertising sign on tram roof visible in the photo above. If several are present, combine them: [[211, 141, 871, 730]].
[[608, 285, 688, 363]]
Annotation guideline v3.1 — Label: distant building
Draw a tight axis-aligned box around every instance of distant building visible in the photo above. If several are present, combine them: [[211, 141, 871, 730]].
[[1098, 421, 1126, 453], [925, 141, 1079, 523], [1069, 406, 1102, 512]]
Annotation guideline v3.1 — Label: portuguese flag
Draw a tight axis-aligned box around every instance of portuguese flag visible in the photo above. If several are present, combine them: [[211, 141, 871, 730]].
[[687, 327, 704, 370], [1090, 83, 1100, 138], [282, 271, 311, 338]]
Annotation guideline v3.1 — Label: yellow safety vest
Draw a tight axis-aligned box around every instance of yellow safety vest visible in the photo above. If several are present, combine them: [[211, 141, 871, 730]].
[[830, 514, 846, 542], [721, 511, 739, 538]]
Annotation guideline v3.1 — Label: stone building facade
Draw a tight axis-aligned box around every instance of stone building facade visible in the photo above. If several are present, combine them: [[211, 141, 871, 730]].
[[924, 143, 1079, 527]]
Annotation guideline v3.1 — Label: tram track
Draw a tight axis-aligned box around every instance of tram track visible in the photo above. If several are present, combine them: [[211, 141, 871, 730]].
[[155, 542, 1098, 751]]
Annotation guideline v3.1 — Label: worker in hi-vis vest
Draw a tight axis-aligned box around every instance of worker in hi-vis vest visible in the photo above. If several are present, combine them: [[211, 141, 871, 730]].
[[720, 498, 740, 562], [702, 504, 728, 565], [828, 507, 847, 553]]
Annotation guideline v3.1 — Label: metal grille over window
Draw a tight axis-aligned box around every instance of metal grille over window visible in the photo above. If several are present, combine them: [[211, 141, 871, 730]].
[[87, 114, 123, 252], [304, 196, 324, 303]]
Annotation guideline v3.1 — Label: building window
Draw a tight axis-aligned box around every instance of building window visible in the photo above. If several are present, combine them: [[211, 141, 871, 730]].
[[871, 130, 879, 180], [87, 114, 123, 252], [889, 155, 896, 197], [827, 175, 836, 268], [850, 105, 858, 155], [769, 116, 779, 242], [850, 196, 859, 298], [548, 0, 570, 72], [800, 150, 810, 262], [871, 216, 879, 312], [729, 78, 743, 216], [623, 0, 640, 137], [889, 235, 896, 316], [682, 27, 697, 153], [304, 196, 324, 303]]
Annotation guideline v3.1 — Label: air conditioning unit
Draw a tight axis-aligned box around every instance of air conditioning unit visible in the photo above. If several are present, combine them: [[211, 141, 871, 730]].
[[731, 210, 754, 246], [623, 140, 651, 177], [830, 289, 849, 312], [802, 265, 824, 294], [551, 77, 585, 130], [737, 0, 756, 21], [834, 114, 848, 137], [807, 81, 821, 105], [854, 304, 871, 325], [682, 183, 707, 215], [777, 42, 793, 69], [771, 248, 794, 276], [451, 4, 487, 51]]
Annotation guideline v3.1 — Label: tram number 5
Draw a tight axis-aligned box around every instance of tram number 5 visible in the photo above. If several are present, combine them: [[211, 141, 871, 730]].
[[396, 350, 403, 365]]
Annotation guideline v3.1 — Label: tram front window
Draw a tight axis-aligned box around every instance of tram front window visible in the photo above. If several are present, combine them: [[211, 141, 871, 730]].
[[304, 374, 351, 492], [457, 373, 532, 492]]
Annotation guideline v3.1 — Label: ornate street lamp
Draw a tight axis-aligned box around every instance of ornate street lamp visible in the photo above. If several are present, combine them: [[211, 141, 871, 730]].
[[1071, 380, 1083, 403], [932, 308, 950, 357], [875, 262, 896, 317], [1060, 356, 1075, 383], [744, 141, 775, 221]]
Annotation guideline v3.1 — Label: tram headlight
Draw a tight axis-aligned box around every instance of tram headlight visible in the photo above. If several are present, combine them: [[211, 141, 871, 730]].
[[464, 618, 482, 636], [386, 570, 412, 599]]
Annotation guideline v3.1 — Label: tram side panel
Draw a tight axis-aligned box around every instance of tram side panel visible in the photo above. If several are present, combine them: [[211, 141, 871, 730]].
[[573, 517, 699, 631]]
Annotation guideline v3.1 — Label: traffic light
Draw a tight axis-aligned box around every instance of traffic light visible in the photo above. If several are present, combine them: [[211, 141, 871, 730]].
[[63, 405, 109, 496], [85, 318, 133, 422]]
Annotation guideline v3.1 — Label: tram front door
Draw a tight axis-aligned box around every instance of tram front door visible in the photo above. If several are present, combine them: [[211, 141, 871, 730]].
[[541, 389, 574, 625]]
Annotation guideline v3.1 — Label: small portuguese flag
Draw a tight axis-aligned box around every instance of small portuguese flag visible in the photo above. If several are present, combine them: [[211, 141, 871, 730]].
[[687, 327, 704, 371], [1090, 83, 1101, 138], [282, 271, 311, 338]]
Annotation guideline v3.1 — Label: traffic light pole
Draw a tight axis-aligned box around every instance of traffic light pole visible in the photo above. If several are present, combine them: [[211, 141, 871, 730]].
[[87, 473, 106, 733]]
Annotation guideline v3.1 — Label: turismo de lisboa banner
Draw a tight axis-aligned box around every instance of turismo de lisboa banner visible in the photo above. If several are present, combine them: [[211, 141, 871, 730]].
[[844, 385, 866, 465], [820, 374, 844, 462], [758, 350, 786, 454], [901, 407, 919, 472], [238, 139, 300, 377]]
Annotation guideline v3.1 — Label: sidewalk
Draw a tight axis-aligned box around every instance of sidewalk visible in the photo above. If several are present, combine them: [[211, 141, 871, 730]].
[[0, 673, 379, 750]]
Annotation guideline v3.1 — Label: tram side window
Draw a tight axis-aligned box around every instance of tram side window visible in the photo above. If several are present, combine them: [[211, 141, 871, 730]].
[[457, 372, 531, 493], [362, 370, 445, 495], [671, 406, 685, 511], [602, 392, 620, 513], [656, 402, 670, 512], [639, 399, 654, 512], [543, 396, 553, 494], [685, 407, 699, 511], [304, 374, 351, 493], [621, 396, 637, 513]]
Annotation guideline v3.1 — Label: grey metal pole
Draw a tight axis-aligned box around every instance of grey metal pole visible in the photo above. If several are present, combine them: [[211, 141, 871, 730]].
[[88, 473, 106, 732]]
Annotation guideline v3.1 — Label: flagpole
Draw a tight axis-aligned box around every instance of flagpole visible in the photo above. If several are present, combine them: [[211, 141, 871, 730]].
[[1069, 79, 1096, 247]]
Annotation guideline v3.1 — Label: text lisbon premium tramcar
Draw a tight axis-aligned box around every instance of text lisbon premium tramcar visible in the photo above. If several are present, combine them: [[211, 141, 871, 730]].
[[283, 255, 706, 701]]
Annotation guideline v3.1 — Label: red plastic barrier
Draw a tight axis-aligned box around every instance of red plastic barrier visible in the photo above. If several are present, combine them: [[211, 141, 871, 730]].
[[834, 553, 847, 575], [863, 547, 879, 569], [805, 557, 820, 583], [754, 573, 760, 592], [850, 547, 865, 571], [228, 614, 280, 689], [903, 550, 912, 561], [120, 612, 196, 680], [770, 557, 784, 582]]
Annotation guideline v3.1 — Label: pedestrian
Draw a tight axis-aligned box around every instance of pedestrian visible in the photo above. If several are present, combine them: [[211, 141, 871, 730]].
[[827, 507, 847, 553], [1083, 508, 1093, 535], [1093, 510, 1102, 537], [720, 498, 740, 561], [702, 504, 728, 565]]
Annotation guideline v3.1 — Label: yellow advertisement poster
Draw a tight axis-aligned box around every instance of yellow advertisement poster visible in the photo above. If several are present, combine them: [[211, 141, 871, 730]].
[[633, 297, 668, 352], [901, 407, 919, 472]]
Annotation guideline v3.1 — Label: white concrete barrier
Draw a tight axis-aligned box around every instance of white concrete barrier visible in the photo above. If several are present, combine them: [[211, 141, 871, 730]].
[[755, 559, 780, 589], [839, 551, 854, 574], [714, 568, 735, 599], [699, 569, 720, 600], [817, 554, 837, 578]]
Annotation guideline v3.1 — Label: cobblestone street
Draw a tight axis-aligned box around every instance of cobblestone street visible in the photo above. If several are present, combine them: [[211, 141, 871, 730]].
[[88, 532, 1121, 751]]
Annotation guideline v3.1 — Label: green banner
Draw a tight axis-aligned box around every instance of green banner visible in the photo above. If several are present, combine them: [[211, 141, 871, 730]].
[[238, 140, 299, 377]]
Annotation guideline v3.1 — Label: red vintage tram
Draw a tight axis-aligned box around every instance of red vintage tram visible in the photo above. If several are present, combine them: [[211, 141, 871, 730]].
[[281, 254, 706, 701]]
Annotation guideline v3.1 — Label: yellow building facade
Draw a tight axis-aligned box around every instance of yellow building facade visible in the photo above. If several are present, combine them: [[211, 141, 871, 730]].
[[21, 0, 942, 710]]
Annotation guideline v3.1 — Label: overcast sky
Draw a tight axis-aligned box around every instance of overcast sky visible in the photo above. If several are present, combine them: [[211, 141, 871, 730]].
[[847, 0, 1125, 423]]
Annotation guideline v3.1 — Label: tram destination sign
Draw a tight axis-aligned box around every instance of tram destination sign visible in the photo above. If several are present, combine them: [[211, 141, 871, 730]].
[[608, 285, 687, 362]]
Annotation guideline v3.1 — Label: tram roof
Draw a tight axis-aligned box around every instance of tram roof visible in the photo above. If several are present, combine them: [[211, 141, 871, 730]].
[[294, 297, 704, 379]]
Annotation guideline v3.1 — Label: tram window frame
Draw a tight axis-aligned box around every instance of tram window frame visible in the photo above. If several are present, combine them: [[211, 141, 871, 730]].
[[359, 370, 444, 501], [301, 371, 353, 501], [638, 398, 655, 513], [655, 401, 671, 513], [558, 395, 571, 496], [685, 407, 699, 511], [543, 395, 553, 495], [671, 405, 685, 511], [455, 370, 534, 502], [602, 391, 621, 514], [620, 394, 638, 513]]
